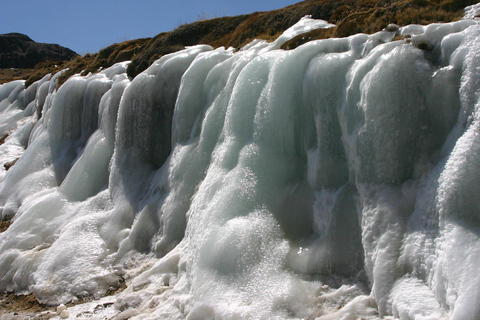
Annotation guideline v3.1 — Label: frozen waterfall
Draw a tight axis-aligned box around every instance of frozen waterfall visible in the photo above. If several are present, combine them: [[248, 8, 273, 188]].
[[1, 11, 480, 320]]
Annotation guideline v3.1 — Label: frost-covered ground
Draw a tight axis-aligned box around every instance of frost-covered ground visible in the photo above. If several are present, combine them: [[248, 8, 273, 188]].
[[1, 4, 480, 319]]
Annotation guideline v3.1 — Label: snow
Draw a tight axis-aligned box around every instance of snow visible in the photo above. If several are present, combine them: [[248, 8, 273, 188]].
[[464, 2, 480, 20], [1, 7, 480, 319]]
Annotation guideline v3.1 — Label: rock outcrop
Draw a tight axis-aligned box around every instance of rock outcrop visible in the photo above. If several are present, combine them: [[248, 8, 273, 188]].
[[0, 33, 77, 69]]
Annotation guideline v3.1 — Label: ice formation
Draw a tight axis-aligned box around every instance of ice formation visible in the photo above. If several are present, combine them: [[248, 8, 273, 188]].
[[0, 11, 480, 320]]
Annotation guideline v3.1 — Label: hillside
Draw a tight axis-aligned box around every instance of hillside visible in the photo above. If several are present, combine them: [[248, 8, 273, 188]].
[[0, 33, 77, 69], [1, 0, 479, 87]]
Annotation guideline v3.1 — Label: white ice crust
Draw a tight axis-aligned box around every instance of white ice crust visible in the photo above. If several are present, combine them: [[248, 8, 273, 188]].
[[1, 7, 480, 320]]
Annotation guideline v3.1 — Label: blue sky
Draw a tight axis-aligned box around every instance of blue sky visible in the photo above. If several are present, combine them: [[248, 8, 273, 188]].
[[0, 0, 301, 55]]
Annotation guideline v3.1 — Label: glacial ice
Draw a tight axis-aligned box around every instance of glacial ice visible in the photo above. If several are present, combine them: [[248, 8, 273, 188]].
[[0, 12, 480, 320]]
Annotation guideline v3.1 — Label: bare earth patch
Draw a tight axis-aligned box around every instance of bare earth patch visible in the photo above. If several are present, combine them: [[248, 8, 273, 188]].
[[0, 219, 12, 233], [0, 278, 127, 319], [0, 293, 56, 319]]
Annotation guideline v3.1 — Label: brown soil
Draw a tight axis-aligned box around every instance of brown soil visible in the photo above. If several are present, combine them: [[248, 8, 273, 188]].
[[0, 277, 126, 319], [0, 219, 12, 232], [0, 293, 56, 319]]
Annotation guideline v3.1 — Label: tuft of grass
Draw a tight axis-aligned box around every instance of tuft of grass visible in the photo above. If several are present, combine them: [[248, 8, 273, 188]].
[[24, 60, 67, 87]]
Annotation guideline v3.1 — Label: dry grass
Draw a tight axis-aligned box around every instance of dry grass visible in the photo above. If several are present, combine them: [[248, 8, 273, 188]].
[[23, 60, 68, 86], [124, 0, 479, 78], [20, 38, 150, 87], [4, 0, 478, 88], [0, 68, 33, 85]]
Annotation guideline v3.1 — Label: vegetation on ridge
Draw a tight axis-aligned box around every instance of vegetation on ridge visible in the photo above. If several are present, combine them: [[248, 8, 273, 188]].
[[0, 0, 478, 87]]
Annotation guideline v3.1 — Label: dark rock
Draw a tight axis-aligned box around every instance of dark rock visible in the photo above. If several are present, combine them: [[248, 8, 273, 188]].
[[0, 134, 8, 145], [4, 158, 19, 171], [0, 33, 78, 69]]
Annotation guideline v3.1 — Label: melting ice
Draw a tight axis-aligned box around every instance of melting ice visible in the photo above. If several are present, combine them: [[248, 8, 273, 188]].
[[1, 11, 480, 320]]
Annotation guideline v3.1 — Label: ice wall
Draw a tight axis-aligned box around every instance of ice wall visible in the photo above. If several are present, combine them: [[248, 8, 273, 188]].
[[0, 14, 480, 320]]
